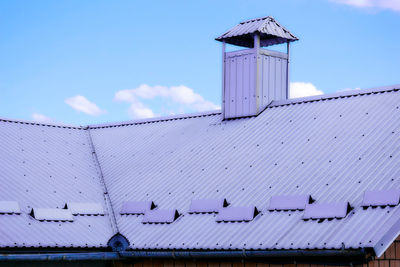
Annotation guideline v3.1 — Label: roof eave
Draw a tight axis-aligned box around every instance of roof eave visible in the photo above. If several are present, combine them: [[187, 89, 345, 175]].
[[0, 249, 368, 263]]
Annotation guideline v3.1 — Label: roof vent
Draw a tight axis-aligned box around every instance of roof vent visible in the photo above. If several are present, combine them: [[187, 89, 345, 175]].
[[268, 195, 313, 211], [188, 198, 229, 214], [216, 206, 259, 222], [0, 201, 21, 215], [303, 202, 352, 220], [120, 201, 156, 215], [361, 189, 400, 208], [30, 208, 74, 222], [142, 209, 180, 224], [216, 16, 298, 119], [64, 202, 104, 215]]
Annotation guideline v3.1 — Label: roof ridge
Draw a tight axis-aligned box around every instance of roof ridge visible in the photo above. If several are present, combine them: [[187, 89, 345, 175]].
[[88, 110, 221, 129], [270, 84, 400, 108], [1, 84, 398, 130], [0, 117, 82, 130], [240, 16, 272, 24]]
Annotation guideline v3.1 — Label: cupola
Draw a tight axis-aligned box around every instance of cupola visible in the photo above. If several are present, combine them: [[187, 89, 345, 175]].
[[216, 16, 298, 119]]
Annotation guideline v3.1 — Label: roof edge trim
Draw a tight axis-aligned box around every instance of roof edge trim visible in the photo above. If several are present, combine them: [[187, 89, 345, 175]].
[[0, 116, 82, 129], [120, 248, 367, 260], [373, 209, 400, 257]]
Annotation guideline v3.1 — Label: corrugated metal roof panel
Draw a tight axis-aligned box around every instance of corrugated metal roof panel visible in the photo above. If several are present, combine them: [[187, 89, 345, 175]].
[[88, 86, 400, 252], [362, 189, 400, 207], [188, 198, 228, 213], [0, 121, 114, 248], [268, 195, 311, 211], [216, 16, 298, 47]]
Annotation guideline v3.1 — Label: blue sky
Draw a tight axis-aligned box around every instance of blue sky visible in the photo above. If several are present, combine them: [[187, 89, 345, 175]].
[[1, 0, 399, 125]]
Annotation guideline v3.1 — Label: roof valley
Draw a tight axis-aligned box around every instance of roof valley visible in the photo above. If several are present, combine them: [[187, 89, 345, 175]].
[[85, 127, 120, 235]]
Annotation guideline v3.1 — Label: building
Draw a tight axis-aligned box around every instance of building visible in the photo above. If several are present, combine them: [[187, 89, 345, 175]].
[[0, 16, 399, 267]]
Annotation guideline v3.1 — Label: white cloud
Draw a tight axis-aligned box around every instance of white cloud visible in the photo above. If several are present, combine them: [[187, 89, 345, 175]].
[[32, 113, 53, 123], [115, 84, 220, 119], [128, 99, 156, 119], [290, 82, 324, 98], [65, 95, 105, 116], [331, 0, 400, 12]]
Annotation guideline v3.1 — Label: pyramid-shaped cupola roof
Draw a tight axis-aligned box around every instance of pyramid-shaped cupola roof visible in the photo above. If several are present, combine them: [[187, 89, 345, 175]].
[[216, 16, 298, 48]]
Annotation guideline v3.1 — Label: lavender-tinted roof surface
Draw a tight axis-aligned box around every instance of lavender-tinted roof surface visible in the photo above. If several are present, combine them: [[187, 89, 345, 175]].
[[268, 195, 310, 211], [0, 85, 400, 257], [89, 85, 400, 257], [0, 121, 113, 248], [189, 198, 227, 213]]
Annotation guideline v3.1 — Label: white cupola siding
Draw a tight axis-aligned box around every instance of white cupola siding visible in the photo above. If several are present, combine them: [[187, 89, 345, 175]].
[[216, 16, 298, 119]]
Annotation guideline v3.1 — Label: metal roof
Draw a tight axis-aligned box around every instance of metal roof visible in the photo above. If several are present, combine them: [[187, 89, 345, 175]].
[[88, 85, 400, 256], [0, 121, 113, 248], [0, 85, 399, 257], [216, 16, 298, 47]]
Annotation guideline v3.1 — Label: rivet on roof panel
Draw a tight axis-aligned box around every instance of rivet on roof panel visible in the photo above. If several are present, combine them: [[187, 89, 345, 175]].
[[30, 208, 74, 222], [188, 198, 229, 214], [361, 189, 400, 208], [0, 201, 21, 215], [64, 202, 104, 215], [142, 209, 180, 224], [120, 201, 156, 215], [302, 202, 352, 220], [216, 206, 259, 223], [268, 195, 313, 211]]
